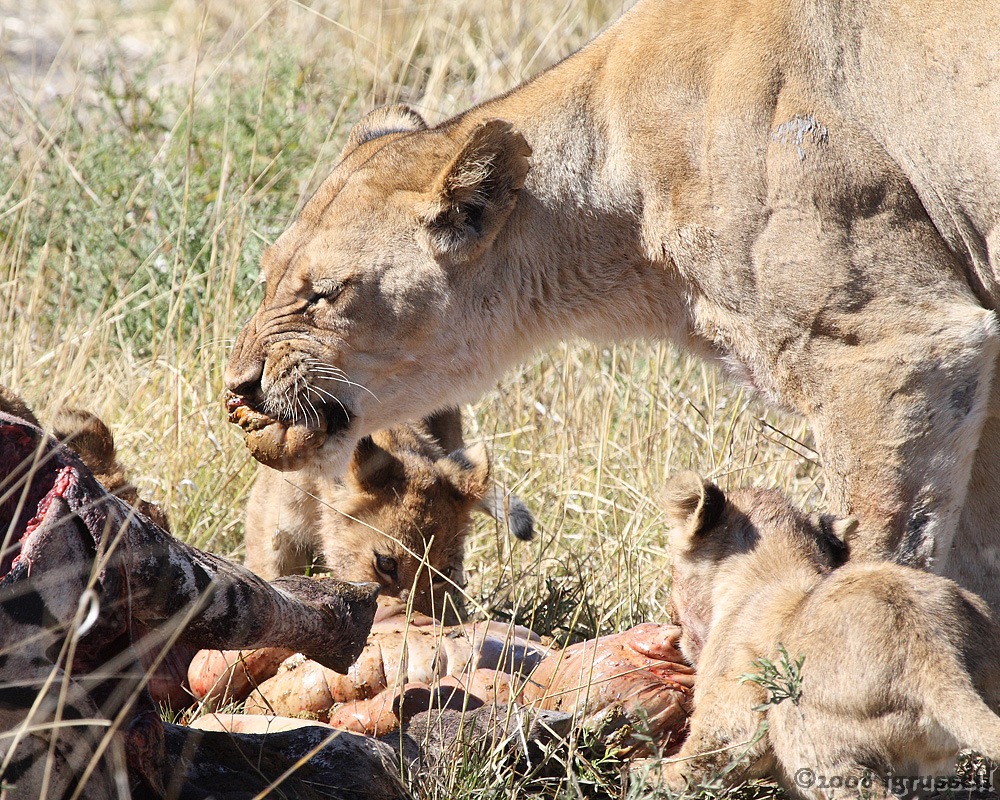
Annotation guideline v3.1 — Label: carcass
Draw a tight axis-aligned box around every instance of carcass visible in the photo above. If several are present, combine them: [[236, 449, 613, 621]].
[[190, 618, 693, 755], [0, 408, 693, 798], [0, 410, 638, 798], [0, 410, 402, 799]]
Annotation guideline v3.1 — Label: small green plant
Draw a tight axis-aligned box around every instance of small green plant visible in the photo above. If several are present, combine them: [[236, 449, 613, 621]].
[[738, 644, 805, 711]]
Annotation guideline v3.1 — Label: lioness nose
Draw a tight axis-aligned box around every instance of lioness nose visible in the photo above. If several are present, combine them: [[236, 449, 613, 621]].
[[224, 365, 262, 399], [225, 324, 265, 397], [225, 317, 267, 398], [224, 352, 265, 398]]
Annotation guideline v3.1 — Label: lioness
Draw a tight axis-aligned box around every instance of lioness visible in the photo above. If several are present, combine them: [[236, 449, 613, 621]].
[[225, 1, 1000, 610], [244, 411, 528, 621], [659, 472, 1000, 797]]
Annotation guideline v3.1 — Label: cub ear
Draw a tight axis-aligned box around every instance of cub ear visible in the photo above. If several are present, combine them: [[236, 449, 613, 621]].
[[831, 515, 859, 544], [52, 408, 117, 474], [422, 119, 531, 259], [0, 385, 41, 427], [439, 442, 491, 503], [348, 435, 406, 493], [340, 104, 428, 160], [662, 471, 726, 540]]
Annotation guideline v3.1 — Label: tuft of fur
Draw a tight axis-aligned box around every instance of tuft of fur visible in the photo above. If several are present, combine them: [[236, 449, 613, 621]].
[[342, 104, 428, 157], [660, 473, 1000, 797]]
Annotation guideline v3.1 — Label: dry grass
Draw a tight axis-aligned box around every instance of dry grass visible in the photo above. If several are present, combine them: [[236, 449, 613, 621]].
[[0, 0, 825, 796]]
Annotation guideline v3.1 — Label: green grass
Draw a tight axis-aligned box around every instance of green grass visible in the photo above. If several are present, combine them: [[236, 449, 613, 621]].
[[0, 1, 827, 796]]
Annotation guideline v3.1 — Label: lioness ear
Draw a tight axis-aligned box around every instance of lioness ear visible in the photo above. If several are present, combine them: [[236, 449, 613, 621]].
[[340, 104, 428, 160], [422, 119, 531, 259], [662, 471, 726, 540], [348, 435, 406, 493], [439, 442, 491, 502]]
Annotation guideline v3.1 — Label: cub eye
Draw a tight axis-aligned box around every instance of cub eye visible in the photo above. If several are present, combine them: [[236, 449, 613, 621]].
[[374, 554, 398, 582], [308, 278, 345, 305], [432, 565, 454, 585]]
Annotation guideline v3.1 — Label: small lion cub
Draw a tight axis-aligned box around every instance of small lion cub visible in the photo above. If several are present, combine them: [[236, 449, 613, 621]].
[[245, 411, 532, 622], [660, 472, 1000, 798]]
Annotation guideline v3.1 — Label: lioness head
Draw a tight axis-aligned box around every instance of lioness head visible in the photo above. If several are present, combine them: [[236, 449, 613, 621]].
[[224, 105, 531, 472], [320, 428, 490, 621], [662, 472, 854, 665]]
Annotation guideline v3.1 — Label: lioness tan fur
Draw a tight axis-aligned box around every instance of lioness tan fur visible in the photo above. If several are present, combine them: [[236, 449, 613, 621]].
[[225, 0, 1000, 610], [245, 416, 493, 622], [659, 472, 1000, 797]]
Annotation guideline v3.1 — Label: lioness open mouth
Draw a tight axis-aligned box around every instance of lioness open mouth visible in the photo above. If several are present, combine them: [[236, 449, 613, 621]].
[[225, 392, 352, 470]]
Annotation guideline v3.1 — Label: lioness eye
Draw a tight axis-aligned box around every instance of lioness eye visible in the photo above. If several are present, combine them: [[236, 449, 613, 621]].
[[308, 278, 344, 305], [374, 554, 398, 581]]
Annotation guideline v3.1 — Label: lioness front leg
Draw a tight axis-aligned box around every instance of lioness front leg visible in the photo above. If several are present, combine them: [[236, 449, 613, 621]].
[[804, 299, 999, 570], [740, 99, 1000, 578]]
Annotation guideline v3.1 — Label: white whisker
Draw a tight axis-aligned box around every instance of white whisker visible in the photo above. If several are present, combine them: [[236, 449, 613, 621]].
[[309, 385, 340, 402], [308, 367, 350, 380], [304, 394, 321, 428], [306, 364, 379, 402]]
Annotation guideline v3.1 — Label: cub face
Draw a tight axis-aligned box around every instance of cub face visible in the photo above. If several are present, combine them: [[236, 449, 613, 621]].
[[662, 472, 852, 666], [224, 105, 531, 473], [320, 432, 491, 621]]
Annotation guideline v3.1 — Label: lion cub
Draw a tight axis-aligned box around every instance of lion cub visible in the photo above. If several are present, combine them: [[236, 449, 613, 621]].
[[50, 408, 171, 531], [0, 387, 169, 530], [245, 410, 531, 622], [660, 472, 1000, 797]]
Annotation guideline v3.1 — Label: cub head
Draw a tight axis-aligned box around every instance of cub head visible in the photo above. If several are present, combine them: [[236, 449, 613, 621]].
[[662, 472, 854, 665], [0, 385, 41, 427], [319, 431, 491, 622], [224, 104, 532, 474], [51, 408, 172, 532]]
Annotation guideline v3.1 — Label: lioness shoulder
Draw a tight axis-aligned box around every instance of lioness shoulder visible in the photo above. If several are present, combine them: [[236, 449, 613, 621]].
[[659, 473, 1000, 795]]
